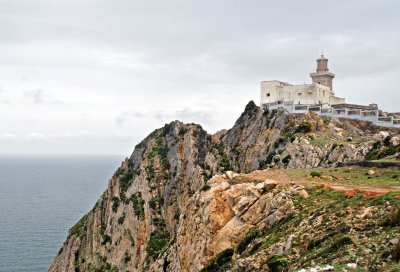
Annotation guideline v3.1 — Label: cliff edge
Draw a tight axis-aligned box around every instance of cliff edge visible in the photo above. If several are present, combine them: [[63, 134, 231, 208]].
[[49, 102, 400, 272]]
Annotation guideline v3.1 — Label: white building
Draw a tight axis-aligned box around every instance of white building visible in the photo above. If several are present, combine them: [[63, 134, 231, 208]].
[[260, 55, 345, 106], [259, 55, 400, 128]]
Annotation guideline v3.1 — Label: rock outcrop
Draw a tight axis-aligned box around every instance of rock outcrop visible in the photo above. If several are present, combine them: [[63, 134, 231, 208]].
[[49, 102, 400, 272]]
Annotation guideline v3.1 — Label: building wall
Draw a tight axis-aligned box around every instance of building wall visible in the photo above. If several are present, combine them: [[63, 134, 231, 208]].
[[260, 81, 343, 106]]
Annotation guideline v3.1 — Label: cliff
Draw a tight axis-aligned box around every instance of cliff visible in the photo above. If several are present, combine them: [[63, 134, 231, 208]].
[[49, 101, 400, 272]]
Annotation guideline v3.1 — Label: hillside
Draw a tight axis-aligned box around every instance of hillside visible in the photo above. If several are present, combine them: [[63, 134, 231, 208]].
[[49, 101, 400, 272]]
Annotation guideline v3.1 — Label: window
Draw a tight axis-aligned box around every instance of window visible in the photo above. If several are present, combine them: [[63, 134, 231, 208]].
[[266, 93, 270, 97], [298, 93, 302, 96], [308, 91, 312, 96]]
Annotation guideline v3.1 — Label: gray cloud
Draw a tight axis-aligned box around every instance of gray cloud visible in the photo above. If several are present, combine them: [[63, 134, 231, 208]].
[[24, 89, 63, 105], [115, 111, 144, 126], [0, 0, 399, 154]]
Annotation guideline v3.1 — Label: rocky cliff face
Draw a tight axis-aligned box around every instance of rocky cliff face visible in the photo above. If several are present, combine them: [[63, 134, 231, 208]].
[[49, 102, 400, 272]]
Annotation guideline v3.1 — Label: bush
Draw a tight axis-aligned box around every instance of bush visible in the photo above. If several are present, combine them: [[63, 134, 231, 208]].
[[200, 248, 234, 272], [328, 236, 353, 252], [147, 231, 170, 259], [236, 228, 261, 254], [101, 234, 112, 245], [310, 171, 321, 177], [119, 170, 134, 194], [265, 255, 289, 272], [392, 244, 400, 261], [381, 208, 400, 227], [130, 193, 145, 220], [69, 214, 88, 237], [149, 196, 164, 210], [296, 122, 312, 133], [111, 197, 120, 213], [123, 251, 131, 263], [117, 213, 125, 225]]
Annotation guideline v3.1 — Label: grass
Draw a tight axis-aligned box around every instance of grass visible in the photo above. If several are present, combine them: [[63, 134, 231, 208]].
[[201, 186, 400, 271], [309, 135, 363, 146], [285, 166, 400, 189]]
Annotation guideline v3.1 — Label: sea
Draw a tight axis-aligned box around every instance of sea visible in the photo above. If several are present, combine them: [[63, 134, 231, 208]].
[[0, 154, 122, 272]]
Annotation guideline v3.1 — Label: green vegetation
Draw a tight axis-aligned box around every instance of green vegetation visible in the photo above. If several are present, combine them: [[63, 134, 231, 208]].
[[149, 196, 164, 210], [213, 142, 233, 171], [124, 229, 135, 247], [310, 171, 321, 177], [381, 207, 400, 227], [119, 169, 134, 194], [265, 255, 289, 272], [286, 166, 400, 189], [203, 187, 400, 271], [124, 250, 131, 263], [130, 193, 145, 220], [366, 137, 400, 161], [69, 213, 89, 237], [111, 197, 120, 212], [296, 122, 312, 133], [236, 228, 261, 254], [146, 230, 170, 259], [154, 137, 170, 169], [310, 135, 363, 146], [117, 213, 126, 225], [101, 234, 112, 245], [200, 248, 234, 272]]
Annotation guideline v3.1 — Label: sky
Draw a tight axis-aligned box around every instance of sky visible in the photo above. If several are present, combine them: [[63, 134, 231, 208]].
[[0, 0, 399, 155]]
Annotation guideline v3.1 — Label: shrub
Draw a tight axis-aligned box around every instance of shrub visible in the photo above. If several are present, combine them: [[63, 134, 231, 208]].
[[119, 170, 134, 194], [328, 236, 353, 252], [147, 231, 170, 259], [381, 208, 400, 227], [310, 171, 321, 177], [149, 196, 164, 210], [282, 155, 291, 164], [200, 248, 234, 272], [101, 234, 112, 245], [69, 214, 88, 237], [236, 228, 261, 254], [130, 193, 145, 220], [296, 122, 312, 133], [123, 251, 131, 263], [392, 244, 400, 261], [117, 213, 125, 225], [265, 255, 289, 272], [111, 197, 120, 213]]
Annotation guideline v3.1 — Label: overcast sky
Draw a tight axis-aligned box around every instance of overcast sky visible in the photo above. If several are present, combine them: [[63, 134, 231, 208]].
[[0, 0, 399, 155]]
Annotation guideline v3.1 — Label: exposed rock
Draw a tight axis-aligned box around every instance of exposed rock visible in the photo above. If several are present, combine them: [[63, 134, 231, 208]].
[[225, 171, 239, 179], [48, 102, 400, 272], [391, 136, 400, 146]]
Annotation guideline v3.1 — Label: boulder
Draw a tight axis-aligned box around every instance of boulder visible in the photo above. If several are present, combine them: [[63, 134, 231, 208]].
[[391, 136, 400, 147]]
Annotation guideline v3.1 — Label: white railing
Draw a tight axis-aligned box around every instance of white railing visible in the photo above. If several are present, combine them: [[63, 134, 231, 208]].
[[261, 100, 399, 128]]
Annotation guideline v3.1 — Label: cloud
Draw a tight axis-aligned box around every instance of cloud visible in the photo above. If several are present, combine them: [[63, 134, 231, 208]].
[[1, 0, 400, 154], [25, 131, 96, 142], [154, 108, 214, 125], [24, 89, 63, 105], [0, 132, 16, 142], [116, 108, 214, 127], [115, 110, 144, 126]]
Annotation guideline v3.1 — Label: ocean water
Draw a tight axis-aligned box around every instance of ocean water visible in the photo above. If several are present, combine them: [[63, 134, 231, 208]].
[[0, 155, 122, 272]]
